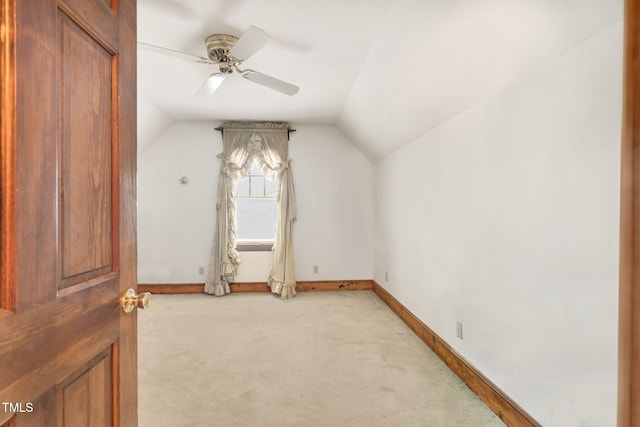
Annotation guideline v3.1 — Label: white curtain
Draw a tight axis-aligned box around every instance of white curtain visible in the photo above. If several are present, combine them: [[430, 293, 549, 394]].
[[204, 121, 297, 299]]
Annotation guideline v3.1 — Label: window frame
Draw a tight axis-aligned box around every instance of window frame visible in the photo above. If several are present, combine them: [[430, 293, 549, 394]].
[[235, 161, 277, 251]]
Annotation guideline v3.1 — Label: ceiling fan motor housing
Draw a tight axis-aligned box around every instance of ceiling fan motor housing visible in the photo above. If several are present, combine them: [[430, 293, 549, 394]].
[[205, 34, 238, 73]]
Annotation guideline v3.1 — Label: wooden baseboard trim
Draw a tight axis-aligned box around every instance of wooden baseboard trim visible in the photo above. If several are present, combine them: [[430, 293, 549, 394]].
[[138, 284, 204, 294], [138, 280, 373, 295], [229, 282, 269, 293], [372, 281, 540, 427], [297, 280, 373, 291]]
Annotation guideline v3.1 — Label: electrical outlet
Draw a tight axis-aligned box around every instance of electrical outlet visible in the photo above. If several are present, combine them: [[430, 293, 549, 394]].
[[198, 266, 205, 275], [456, 322, 463, 340], [313, 265, 319, 274]]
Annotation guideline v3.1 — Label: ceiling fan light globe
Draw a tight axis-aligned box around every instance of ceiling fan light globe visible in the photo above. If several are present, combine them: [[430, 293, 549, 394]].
[[196, 73, 226, 96]]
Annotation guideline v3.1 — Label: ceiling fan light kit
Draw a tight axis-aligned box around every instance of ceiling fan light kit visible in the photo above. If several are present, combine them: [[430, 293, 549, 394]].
[[197, 73, 227, 96], [141, 26, 299, 96]]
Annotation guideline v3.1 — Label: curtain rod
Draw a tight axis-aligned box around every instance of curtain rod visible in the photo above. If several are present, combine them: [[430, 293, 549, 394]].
[[214, 126, 296, 141]]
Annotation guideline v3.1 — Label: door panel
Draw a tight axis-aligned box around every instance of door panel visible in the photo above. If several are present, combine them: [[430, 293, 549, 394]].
[[60, 349, 113, 427], [59, 9, 114, 288], [0, 0, 137, 425]]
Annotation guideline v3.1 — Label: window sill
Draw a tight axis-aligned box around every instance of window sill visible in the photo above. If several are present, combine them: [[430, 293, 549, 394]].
[[236, 242, 274, 252]]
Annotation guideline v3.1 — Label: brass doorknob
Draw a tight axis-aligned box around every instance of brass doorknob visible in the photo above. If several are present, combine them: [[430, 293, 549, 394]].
[[121, 288, 152, 313]]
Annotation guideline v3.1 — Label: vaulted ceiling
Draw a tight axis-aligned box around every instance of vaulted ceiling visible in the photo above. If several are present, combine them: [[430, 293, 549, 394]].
[[137, 0, 623, 160]]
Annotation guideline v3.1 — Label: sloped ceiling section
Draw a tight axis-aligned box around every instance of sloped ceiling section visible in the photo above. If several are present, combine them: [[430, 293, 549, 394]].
[[138, 95, 173, 153], [337, 0, 624, 161], [138, 0, 623, 162], [137, 0, 392, 125]]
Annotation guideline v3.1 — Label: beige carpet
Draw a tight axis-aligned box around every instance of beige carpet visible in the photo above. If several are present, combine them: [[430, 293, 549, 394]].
[[138, 291, 506, 427]]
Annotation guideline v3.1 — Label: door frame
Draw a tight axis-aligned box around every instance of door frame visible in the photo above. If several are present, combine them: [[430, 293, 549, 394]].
[[618, 0, 640, 425], [116, 0, 139, 423]]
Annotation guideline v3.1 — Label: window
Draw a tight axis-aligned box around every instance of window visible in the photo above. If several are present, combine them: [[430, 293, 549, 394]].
[[235, 160, 277, 251]]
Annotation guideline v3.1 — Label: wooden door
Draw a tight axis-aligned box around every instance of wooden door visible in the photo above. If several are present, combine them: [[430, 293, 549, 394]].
[[619, 0, 640, 425], [0, 0, 138, 425]]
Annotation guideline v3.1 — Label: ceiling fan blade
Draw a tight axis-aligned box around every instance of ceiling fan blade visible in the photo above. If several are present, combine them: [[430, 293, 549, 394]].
[[196, 73, 226, 96], [228, 26, 271, 61], [240, 70, 299, 96], [138, 41, 211, 64]]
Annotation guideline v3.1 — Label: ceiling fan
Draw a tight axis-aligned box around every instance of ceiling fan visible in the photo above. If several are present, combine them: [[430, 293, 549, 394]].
[[138, 26, 299, 96]]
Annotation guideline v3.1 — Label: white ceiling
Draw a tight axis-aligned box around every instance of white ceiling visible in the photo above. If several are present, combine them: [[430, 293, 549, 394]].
[[137, 0, 623, 160]]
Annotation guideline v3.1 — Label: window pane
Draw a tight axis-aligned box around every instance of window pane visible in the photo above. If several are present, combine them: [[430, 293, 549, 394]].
[[249, 162, 262, 175], [265, 179, 277, 196], [236, 198, 277, 241], [250, 176, 265, 196], [237, 177, 250, 196]]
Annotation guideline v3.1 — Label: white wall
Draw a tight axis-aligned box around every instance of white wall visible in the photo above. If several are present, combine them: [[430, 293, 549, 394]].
[[137, 94, 172, 154], [373, 23, 622, 427], [137, 121, 218, 283], [138, 122, 373, 284], [290, 124, 374, 280]]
